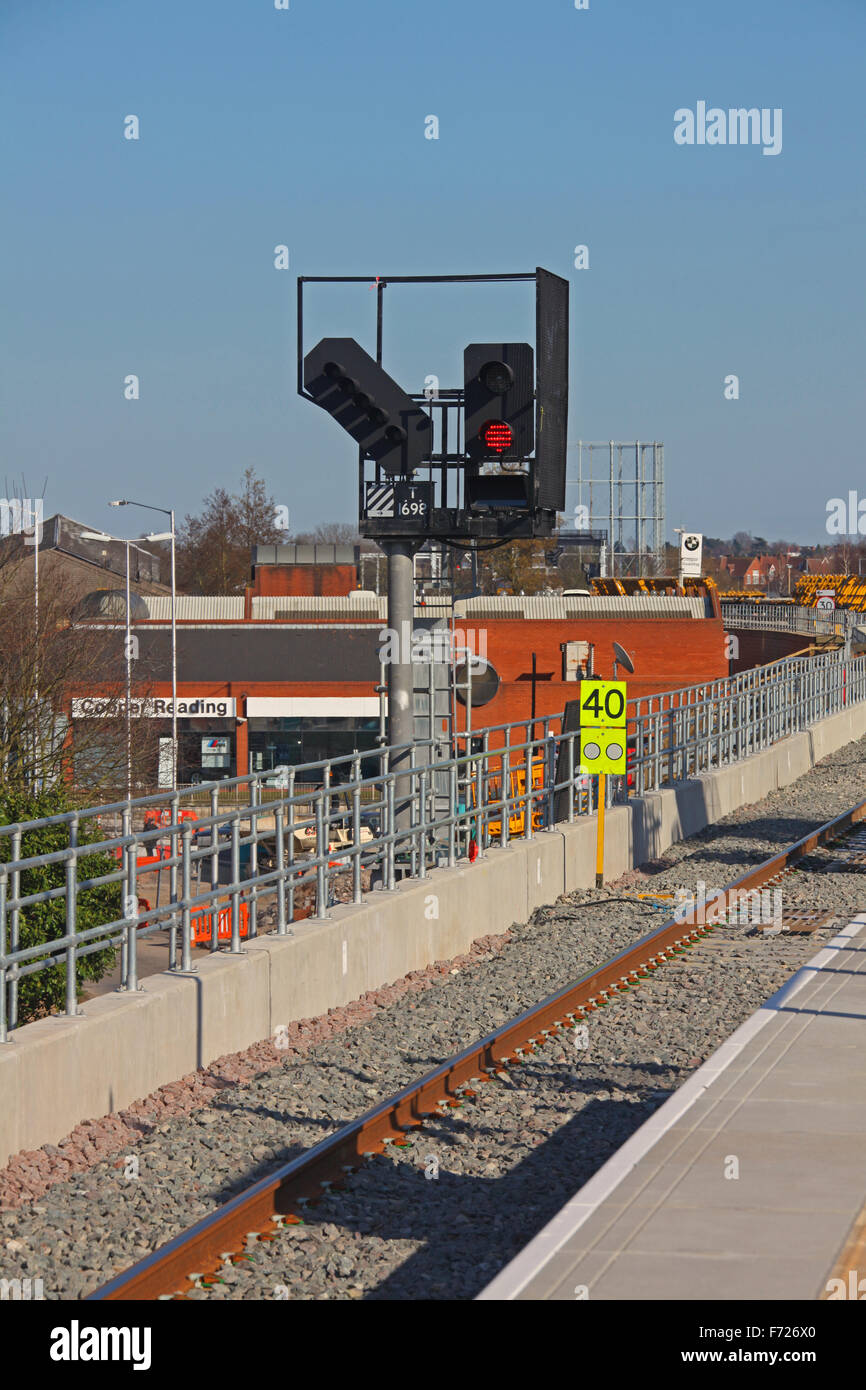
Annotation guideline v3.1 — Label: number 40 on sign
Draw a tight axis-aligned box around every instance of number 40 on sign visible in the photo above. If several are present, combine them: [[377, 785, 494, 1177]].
[[579, 680, 627, 774]]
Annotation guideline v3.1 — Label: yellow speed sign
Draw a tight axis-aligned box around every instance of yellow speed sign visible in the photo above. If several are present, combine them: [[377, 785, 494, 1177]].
[[579, 680, 627, 730]]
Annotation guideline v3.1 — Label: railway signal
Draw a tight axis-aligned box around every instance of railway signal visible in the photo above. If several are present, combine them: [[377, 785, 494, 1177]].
[[298, 270, 570, 791], [463, 343, 534, 464], [303, 336, 432, 476]]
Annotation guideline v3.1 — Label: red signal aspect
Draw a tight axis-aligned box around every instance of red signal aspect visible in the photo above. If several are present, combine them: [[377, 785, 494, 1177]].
[[480, 420, 514, 453]]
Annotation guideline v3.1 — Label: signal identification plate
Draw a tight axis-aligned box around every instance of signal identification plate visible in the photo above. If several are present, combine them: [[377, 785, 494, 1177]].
[[364, 481, 433, 525]]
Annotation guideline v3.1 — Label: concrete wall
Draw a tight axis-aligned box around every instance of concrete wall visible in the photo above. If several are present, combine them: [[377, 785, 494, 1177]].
[[3, 697, 866, 1167]]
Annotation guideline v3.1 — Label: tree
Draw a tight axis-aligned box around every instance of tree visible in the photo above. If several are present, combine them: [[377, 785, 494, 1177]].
[[294, 522, 360, 546], [488, 540, 551, 595], [557, 551, 590, 590], [0, 553, 160, 798], [176, 468, 286, 594], [0, 785, 118, 1024]]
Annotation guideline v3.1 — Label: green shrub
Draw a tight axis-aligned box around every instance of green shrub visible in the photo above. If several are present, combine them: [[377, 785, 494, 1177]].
[[0, 786, 118, 1024]]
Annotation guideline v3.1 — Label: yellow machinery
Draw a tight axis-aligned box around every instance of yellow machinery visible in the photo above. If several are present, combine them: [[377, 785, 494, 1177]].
[[470, 757, 546, 839]]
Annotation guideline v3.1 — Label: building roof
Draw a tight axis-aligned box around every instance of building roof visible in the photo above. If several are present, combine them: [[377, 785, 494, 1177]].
[[0, 512, 163, 585], [141, 592, 714, 622], [252, 543, 358, 567], [455, 594, 711, 620]]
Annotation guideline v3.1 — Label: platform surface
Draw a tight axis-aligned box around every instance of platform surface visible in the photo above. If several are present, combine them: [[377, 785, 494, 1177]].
[[479, 916, 866, 1301]]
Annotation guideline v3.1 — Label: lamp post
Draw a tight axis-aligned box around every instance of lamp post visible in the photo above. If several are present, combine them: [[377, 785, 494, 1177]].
[[110, 500, 177, 788], [83, 529, 172, 800], [673, 527, 685, 587]]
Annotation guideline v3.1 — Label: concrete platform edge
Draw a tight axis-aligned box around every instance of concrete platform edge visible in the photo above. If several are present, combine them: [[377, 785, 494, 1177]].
[[476, 915, 866, 1301]]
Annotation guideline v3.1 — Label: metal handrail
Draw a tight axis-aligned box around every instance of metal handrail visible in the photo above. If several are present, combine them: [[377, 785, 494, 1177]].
[[1, 649, 864, 1038], [721, 601, 858, 639]]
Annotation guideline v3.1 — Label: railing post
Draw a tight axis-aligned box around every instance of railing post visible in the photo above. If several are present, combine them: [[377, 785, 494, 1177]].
[[418, 770, 428, 878], [385, 777, 396, 889], [477, 732, 487, 850], [0, 870, 7, 1043], [125, 848, 138, 994], [168, 791, 179, 971], [9, 829, 20, 1031], [351, 756, 362, 906], [249, 775, 259, 939], [181, 822, 193, 972], [229, 813, 242, 952], [448, 762, 457, 867], [120, 805, 132, 983], [667, 708, 675, 784], [545, 731, 556, 826], [275, 805, 289, 934], [209, 786, 220, 932], [524, 723, 534, 841], [315, 793, 328, 918], [287, 771, 296, 925], [408, 758, 418, 878], [65, 819, 79, 1015]]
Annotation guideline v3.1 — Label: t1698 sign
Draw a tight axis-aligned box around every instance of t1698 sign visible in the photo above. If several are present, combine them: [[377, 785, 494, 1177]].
[[363, 480, 433, 529]]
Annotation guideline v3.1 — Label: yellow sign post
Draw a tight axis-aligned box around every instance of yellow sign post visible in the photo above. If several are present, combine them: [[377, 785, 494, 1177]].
[[579, 680, 627, 887]]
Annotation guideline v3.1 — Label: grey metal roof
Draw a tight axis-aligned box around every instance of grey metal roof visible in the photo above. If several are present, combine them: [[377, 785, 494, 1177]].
[[252, 595, 388, 620], [252, 543, 358, 567], [144, 595, 245, 620], [454, 595, 710, 619], [143, 592, 712, 623]]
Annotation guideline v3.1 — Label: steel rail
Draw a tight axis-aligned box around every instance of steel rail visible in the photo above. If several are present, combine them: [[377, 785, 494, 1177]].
[[90, 794, 866, 1300]]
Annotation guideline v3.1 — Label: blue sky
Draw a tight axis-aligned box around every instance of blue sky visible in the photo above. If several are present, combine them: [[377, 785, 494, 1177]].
[[2, 0, 864, 545]]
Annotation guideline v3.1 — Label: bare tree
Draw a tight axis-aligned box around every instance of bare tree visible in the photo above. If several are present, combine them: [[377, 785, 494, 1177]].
[[176, 468, 286, 594], [293, 521, 360, 546], [0, 553, 160, 798]]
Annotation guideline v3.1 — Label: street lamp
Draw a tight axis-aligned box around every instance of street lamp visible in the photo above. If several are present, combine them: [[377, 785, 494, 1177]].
[[110, 499, 178, 788], [82, 530, 172, 801], [673, 527, 685, 587]]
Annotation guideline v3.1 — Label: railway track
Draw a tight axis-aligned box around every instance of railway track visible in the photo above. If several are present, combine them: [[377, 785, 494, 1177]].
[[90, 795, 866, 1301]]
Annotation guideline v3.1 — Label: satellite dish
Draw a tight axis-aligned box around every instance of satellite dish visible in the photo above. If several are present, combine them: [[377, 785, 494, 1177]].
[[455, 657, 500, 707], [612, 641, 635, 674]]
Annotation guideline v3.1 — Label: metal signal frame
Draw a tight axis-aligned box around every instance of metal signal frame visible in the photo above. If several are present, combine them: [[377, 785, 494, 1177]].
[[296, 270, 568, 545]]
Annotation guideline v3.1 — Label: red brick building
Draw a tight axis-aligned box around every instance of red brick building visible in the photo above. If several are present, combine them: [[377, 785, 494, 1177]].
[[69, 587, 728, 784]]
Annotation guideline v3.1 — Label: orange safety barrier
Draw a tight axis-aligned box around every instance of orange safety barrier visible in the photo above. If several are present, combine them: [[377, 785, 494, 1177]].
[[143, 807, 198, 831], [113, 843, 173, 870], [191, 900, 250, 945]]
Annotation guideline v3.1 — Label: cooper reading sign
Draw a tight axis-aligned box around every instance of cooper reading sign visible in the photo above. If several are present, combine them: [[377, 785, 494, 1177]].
[[72, 697, 237, 719]]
